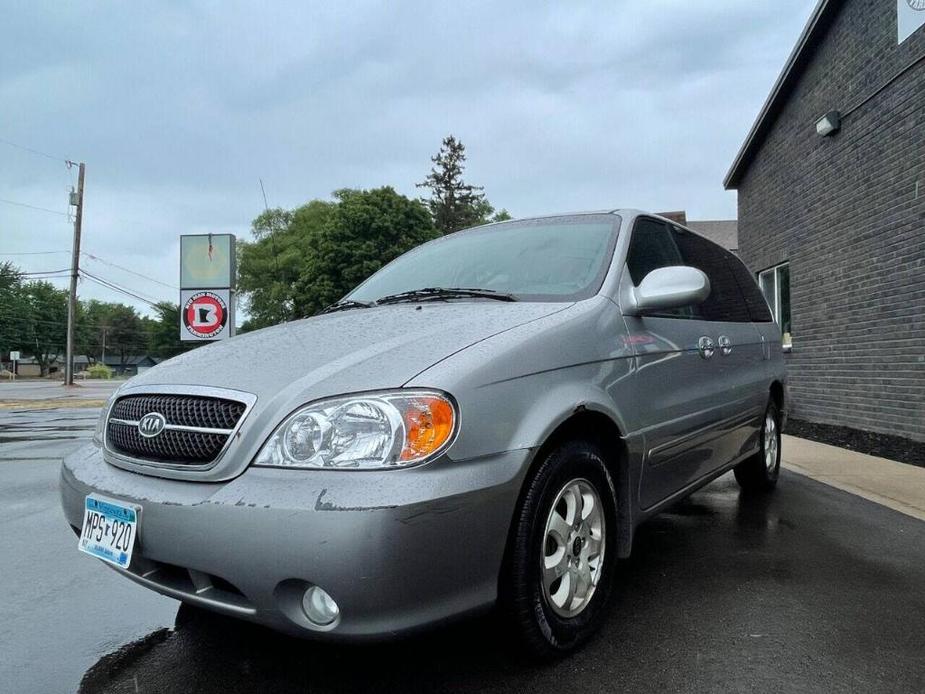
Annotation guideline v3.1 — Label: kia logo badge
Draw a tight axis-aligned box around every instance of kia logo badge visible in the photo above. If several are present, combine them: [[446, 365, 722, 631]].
[[138, 412, 167, 438]]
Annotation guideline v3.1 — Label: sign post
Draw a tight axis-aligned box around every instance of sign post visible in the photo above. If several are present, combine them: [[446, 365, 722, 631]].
[[9, 351, 19, 380], [179, 234, 236, 342]]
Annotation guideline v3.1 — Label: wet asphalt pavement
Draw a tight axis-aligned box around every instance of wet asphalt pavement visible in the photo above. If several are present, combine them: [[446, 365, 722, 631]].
[[2, 404, 924, 693]]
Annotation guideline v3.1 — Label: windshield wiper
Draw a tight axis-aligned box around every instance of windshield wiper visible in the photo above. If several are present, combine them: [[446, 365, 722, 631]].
[[374, 287, 518, 305], [319, 299, 374, 314]]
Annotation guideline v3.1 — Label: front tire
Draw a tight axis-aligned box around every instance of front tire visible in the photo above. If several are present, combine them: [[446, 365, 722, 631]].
[[734, 401, 781, 492], [501, 440, 618, 658]]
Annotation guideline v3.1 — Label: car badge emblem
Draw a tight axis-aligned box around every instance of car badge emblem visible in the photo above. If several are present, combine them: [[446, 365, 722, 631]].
[[138, 412, 167, 438]]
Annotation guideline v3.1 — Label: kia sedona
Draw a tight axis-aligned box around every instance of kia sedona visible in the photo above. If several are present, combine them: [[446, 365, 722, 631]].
[[61, 210, 787, 656]]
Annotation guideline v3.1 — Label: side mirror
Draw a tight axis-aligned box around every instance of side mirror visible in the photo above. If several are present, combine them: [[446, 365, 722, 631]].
[[626, 266, 710, 315]]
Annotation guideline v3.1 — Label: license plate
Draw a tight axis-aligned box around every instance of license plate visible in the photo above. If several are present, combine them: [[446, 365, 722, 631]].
[[78, 495, 138, 569]]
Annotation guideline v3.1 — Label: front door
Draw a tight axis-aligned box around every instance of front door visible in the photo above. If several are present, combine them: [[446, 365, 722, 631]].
[[618, 217, 730, 508], [620, 218, 765, 509]]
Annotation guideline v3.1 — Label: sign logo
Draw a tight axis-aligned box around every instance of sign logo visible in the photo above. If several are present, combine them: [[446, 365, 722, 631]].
[[183, 290, 229, 339], [900, 0, 925, 42], [138, 412, 167, 438]]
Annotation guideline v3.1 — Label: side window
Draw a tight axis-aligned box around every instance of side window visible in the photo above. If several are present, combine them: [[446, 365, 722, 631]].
[[672, 229, 751, 322], [726, 255, 773, 323], [758, 263, 792, 347], [626, 218, 683, 285]]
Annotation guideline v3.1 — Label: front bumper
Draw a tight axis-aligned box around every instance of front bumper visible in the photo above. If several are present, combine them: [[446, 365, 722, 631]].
[[60, 443, 531, 639]]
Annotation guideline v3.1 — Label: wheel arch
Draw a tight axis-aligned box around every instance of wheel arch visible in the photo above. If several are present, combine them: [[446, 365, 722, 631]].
[[501, 407, 636, 589], [770, 380, 784, 411], [769, 379, 787, 430]]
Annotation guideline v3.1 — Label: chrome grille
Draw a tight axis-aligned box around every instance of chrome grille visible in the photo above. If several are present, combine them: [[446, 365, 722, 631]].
[[110, 394, 245, 430], [106, 394, 247, 466]]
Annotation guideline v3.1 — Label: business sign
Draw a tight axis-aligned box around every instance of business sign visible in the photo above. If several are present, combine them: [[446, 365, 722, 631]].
[[180, 289, 233, 341], [180, 233, 236, 341], [899, 0, 925, 43], [180, 234, 235, 289]]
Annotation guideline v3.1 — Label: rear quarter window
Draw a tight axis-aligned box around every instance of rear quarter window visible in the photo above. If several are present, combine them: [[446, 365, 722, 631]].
[[725, 255, 774, 322]]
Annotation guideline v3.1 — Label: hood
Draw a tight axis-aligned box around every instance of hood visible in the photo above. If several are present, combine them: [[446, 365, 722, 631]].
[[130, 301, 570, 403]]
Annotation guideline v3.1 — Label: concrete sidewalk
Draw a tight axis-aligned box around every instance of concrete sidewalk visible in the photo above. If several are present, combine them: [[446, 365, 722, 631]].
[[783, 434, 925, 522]]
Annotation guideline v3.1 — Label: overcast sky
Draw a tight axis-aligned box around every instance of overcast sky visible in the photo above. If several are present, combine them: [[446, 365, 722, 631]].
[[1, 0, 817, 317]]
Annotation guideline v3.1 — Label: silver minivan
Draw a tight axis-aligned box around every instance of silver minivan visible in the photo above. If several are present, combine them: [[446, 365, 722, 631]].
[[61, 210, 786, 657]]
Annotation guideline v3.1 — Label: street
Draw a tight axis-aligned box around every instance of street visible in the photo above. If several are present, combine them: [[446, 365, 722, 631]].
[[1, 399, 924, 694]]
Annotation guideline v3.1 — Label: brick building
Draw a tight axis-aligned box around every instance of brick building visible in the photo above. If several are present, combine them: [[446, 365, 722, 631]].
[[724, 0, 925, 442]]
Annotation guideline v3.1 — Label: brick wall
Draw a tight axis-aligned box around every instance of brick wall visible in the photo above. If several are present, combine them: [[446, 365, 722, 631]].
[[736, 0, 925, 441]]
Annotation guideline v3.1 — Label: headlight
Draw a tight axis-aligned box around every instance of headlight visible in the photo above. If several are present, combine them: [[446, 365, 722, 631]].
[[253, 390, 457, 470]]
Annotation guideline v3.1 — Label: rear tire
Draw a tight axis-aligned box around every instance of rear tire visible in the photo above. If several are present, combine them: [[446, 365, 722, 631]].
[[501, 440, 618, 659], [734, 401, 781, 492]]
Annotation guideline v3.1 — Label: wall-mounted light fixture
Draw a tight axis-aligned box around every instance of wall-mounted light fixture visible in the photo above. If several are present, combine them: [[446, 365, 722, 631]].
[[816, 110, 842, 136]]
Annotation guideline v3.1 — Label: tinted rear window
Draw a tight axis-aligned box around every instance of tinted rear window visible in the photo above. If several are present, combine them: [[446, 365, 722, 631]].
[[726, 255, 773, 322]]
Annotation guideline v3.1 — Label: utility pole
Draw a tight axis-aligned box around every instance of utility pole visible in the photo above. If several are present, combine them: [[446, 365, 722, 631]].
[[65, 162, 85, 386]]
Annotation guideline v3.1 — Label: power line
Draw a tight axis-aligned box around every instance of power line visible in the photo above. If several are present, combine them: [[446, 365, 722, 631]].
[[0, 307, 172, 332], [19, 274, 71, 281], [0, 266, 174, 313], [3, 251, 179, 292], [20, 268, 72, 276], [81, 251, 179, 290], [78, 269, 161, 308], [78, 267, 170, 305], [0, 197, 69, 217], [83, 270, 165, 306], [80, 274, 160, 307], [0, 136, 70, 163], [0, 250, 71, 256]]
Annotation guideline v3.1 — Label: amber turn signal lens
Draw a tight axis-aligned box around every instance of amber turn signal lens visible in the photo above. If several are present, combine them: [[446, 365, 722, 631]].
[[400, 396, 456, 461]]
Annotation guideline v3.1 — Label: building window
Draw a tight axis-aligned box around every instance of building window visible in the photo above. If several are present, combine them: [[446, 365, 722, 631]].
[[758, 263, 792, 350]]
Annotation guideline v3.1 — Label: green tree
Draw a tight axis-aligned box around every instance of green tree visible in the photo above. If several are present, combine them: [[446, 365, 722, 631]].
[[417, 135, 510, 234], [78, 299, 113, 362], [0, 261, 20, 292], [0, 262, 28, 358], [20, 281, 69, 376], [294, 187, 438, 316], [103, 304, 144, 368], [238, 201, 335, 329], [145, 301, 192, 360], [250, 207, 293, 240], [76, 300, 147, 365]]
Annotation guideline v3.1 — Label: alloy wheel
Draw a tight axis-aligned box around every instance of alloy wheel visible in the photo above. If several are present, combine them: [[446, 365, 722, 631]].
[[764, 412, 779, 473], [541, 478, 606, 618]]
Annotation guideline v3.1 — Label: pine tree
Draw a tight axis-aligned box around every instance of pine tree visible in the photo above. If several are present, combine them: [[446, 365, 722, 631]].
[[417, 135, 502, 234]]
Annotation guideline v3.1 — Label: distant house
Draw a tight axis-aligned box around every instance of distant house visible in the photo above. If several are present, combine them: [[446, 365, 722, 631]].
[[686, 221, 738, 254], [8, 354, 160, 378], [6, 356, 78, 378], [99, 355, 160, 376], [657, 211, 739, 252]]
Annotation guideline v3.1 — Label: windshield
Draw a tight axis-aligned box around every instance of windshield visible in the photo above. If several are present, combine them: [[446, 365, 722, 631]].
[[347, 214, 620, 304]]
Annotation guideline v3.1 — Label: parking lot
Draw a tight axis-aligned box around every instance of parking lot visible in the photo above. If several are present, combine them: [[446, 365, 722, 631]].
[[2, 389, 924, 693]]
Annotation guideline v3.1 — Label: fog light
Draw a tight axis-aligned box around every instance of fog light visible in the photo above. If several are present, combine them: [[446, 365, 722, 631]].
[[302, 585, 339, 626]]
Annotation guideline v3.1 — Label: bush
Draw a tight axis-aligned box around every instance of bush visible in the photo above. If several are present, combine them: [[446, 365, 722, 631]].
[[87, 363, 113, 379]]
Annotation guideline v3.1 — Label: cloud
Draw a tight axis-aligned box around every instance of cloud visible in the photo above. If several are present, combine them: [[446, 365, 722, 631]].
[[1, 0, 817, 316]]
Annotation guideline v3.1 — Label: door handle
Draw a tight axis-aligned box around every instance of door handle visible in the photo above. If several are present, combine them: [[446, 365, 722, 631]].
[[698, 336, 715, 359], [718, 335, 733, 356]]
